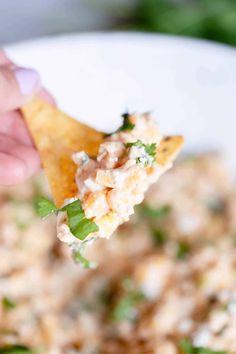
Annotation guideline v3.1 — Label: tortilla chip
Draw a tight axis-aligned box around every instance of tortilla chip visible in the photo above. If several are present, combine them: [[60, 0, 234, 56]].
[[156, 136, 184, 166], [22, 98, 183, 207], [21, 97, 104, 207]]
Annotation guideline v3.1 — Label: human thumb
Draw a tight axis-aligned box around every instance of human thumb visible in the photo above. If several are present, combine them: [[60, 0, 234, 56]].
[[0, 66, 40, 114]]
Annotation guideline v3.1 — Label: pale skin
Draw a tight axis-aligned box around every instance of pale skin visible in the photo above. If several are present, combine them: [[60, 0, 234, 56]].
[[0, 50, 54, 185]]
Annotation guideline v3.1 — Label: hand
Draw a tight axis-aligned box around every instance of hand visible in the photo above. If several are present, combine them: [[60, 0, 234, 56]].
[[0, 50, 54, 185]]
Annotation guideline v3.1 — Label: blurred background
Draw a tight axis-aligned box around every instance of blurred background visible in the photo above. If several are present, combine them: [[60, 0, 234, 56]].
[[0, 0, 236, 46]]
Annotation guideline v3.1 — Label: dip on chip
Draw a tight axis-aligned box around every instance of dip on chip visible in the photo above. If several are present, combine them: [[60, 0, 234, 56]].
[[22, 98, 183, 267]]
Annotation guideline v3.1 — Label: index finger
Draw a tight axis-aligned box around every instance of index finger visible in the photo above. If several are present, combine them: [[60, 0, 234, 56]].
[[0, 66, 40, 114]]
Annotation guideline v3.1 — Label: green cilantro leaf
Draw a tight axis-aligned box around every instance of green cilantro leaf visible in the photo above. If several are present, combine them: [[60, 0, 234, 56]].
[[105, 112, 135, 136], [125, 140, 143, 148], [112, 295, 136, 322], [0, 345, 33, 354], [152, 228, 167, 246], [145, 143, 156, 158], [36, 198, 98, 241], [62, 200, 98, 240], [125, 140, 157, 166], [70, 218, 99, 240], [179, 339, 227, 354], [111, 279, 145, 322], [2, 297, 16, 311], [61, 199, 85, 229], [176, 241, 191, 260], [112, 291, 145, 322], [118, 112, 135, 132], [35, 197, 58, 217], [139, 204, 172, 219], [179, 339, 195, 354], [72, 250, 97, 269]]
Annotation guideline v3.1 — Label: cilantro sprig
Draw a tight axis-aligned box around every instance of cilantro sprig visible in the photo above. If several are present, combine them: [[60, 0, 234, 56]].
[[106, 112, 135, 136], [176, 241, 191, 260], [138, 204, 172, 219], [36, 198, 57, 217], [111, 278, 145, 322], [36, 197, 98, 241], [0, 345, 33, 354], [125, 140, 156, 156], [125, 139, 156, 166], [118, 112, 135, 132], [72, 249, 97, 269], [179, 339, 227, 354], [136, 203, 171, 248], [152, 228, 167, 246], [112, 292, 144, 322]]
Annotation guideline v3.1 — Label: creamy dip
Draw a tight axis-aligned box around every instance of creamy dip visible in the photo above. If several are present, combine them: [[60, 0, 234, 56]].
[[57, 113, 171, 247]]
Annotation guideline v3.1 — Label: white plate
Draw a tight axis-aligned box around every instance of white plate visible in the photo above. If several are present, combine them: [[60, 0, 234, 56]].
[[5, 32, 236, 171]]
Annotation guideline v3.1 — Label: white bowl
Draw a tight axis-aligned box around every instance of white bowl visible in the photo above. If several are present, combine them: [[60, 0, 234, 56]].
[[5, 32, 236, 171]]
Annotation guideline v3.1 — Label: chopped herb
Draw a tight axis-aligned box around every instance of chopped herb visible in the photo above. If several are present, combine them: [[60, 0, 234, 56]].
[[176, 241, 191, 260], [36, 198, 98, 241], [125, 140, 143, 148], [145, 143, 156, 158], [72, 249, 97, 269], [179, 339, 227, 354], [152, 228, 167, 246], [136, 204, 171, 248], [0, 345, 33, 354], [2, 297, 16, 311], [139, 204, 172, 219], [112, 279, 145, 322], [112, 291, 145, 322], [36, 197, 58, 218], [125, 139, 157, 166], [70, 217, 98, 241], [61, 200, 98, 240], [118, 112, 135, 132], [105, 112, 135, 136], [125, 139, 156, 158]]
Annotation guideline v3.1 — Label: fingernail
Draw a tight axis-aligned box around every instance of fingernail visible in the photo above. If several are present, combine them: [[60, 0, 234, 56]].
[[14, 68, 41, 96]]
